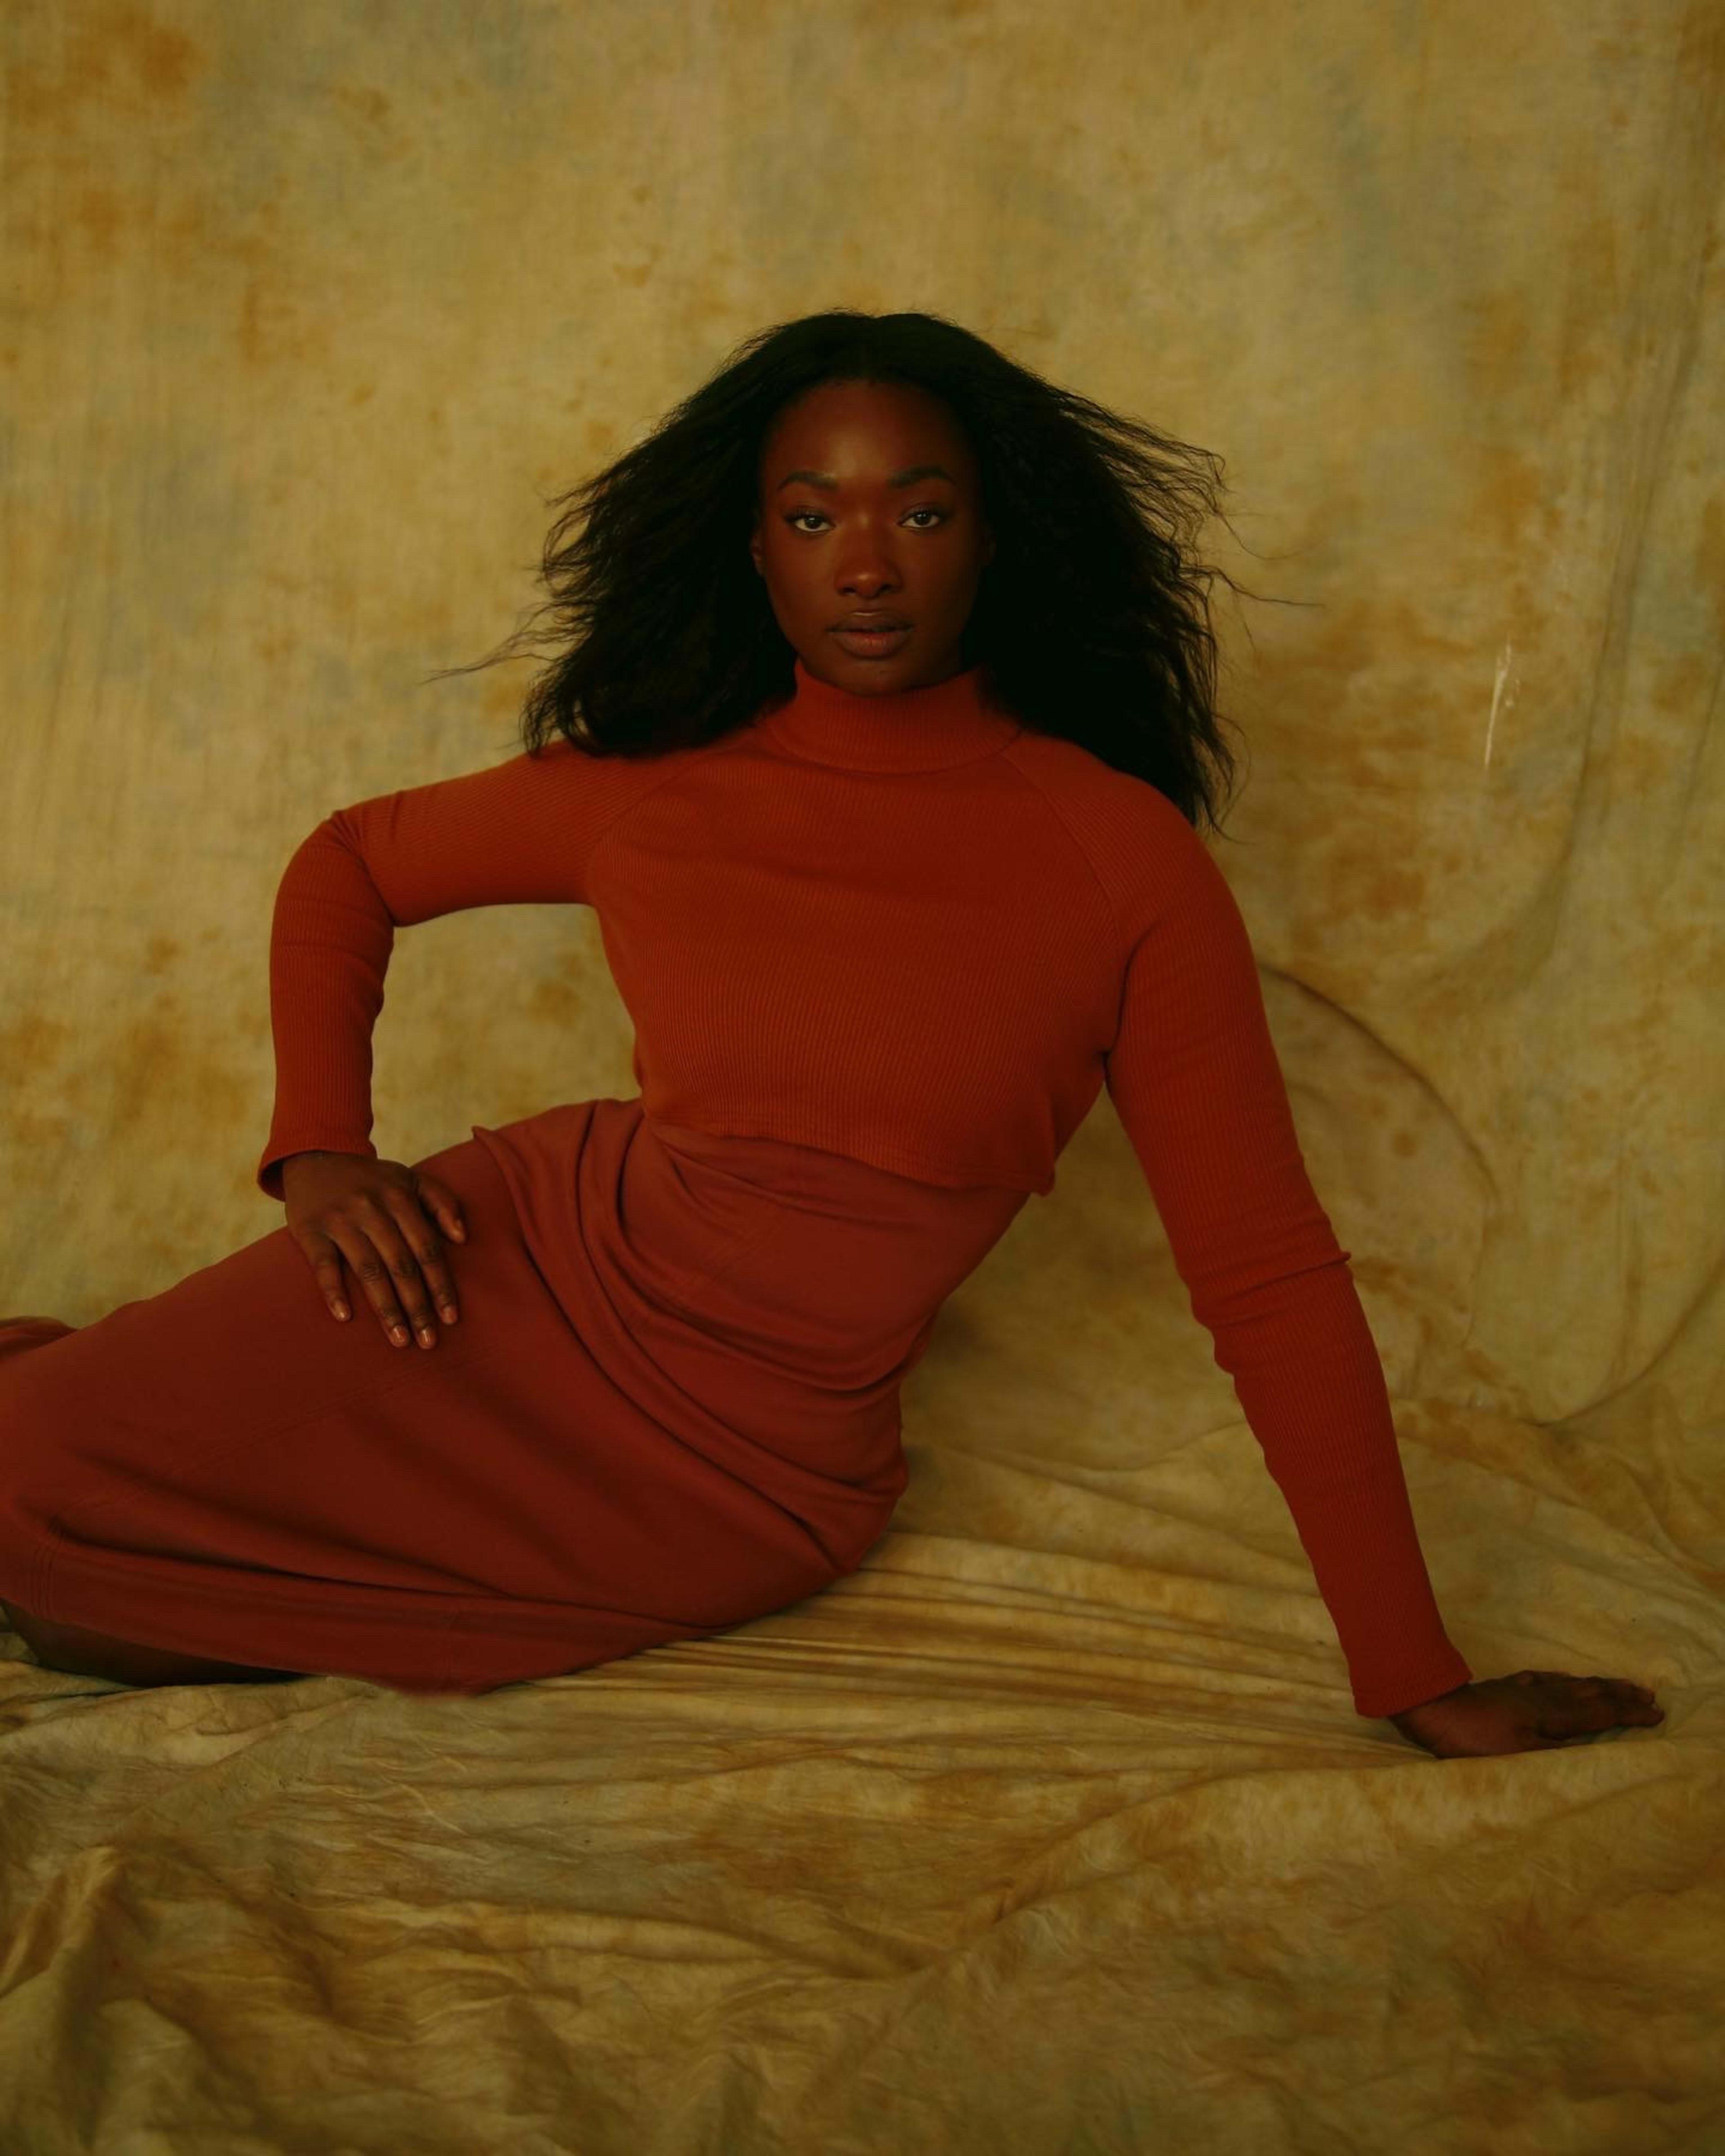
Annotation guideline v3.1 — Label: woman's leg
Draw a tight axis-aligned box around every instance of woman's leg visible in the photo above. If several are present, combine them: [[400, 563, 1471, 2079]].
[[2, 1597, 303, 1685], [4, 1321, 303, 1682], [0, 1131, 552, 1692]]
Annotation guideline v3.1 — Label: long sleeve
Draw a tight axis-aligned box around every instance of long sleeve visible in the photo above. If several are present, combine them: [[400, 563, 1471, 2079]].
[[257, 739, 640, 1202], [1103, 839, 1472, 1720]]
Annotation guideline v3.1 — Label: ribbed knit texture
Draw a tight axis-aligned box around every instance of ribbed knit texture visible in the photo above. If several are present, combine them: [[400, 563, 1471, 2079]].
[[259, 656, 1473, 1719]]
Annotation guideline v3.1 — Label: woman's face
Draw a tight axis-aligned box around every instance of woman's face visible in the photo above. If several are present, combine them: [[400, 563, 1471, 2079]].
[[751, 377, 995, 695]]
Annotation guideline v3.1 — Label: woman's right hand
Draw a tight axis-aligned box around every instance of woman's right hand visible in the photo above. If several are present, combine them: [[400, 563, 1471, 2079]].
[[281, 1151, 467, 1348]]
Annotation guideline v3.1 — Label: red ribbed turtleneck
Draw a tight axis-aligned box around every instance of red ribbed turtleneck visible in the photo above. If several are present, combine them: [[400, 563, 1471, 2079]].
[[257, 657, 1472, 1719]]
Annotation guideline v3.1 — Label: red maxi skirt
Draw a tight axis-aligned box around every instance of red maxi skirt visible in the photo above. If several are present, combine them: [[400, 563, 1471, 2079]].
[[0, 1099, 1030, 1693]]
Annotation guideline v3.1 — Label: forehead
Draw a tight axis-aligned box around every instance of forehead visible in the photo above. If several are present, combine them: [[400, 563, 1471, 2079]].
[[761, 380, 971, 477]]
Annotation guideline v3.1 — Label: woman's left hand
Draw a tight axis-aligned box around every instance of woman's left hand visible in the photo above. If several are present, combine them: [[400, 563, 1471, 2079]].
[[1389, 1670, 1666, 1758]]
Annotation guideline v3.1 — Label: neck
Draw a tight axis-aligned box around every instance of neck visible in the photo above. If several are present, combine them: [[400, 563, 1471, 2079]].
[[756, 654, 1022, 773]]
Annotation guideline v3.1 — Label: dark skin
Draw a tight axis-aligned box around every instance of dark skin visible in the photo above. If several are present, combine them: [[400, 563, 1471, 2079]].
[[749, 375, 995, 694], [748, 377, 1668, 1761], [0, 388, 1672, 1743]]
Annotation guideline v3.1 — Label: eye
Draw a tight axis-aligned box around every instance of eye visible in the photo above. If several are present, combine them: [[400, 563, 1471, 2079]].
[[785, 507, 948, 534]]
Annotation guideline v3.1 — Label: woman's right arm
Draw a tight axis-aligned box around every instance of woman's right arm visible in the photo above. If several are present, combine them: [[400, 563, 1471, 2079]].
[[256, 738, 654, 1200]]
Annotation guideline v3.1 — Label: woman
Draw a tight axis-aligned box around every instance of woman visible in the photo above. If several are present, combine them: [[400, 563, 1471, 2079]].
[[0, 307, 1663, 1758]]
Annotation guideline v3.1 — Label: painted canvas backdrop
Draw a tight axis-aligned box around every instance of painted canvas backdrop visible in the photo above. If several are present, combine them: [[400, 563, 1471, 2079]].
[[3, 3, 1721, 2150]]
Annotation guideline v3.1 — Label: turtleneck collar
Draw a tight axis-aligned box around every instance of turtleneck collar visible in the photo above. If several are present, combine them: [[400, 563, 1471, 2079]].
[[754, 656, 1023, 773]]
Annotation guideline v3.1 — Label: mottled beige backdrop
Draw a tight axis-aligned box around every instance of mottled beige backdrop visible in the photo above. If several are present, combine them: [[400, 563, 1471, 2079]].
[[3, 4, 1722, 2152]]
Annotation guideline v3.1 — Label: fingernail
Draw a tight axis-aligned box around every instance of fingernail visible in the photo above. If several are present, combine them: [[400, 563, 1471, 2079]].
[[440, 1305, 458, 1324], [417, 1327, 435, 1348], [390, 1325, 408, 1345]]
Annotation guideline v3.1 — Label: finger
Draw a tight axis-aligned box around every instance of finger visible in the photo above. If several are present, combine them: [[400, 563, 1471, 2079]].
[[1593, 1675, 1657, 1702], [1552, 1675, 1649, 1721], [330, 1217, 416, 1347], [367, 1201, 446, 1349], [388, 1192, 460, 1331], [415, 1171, 468, 1245], [1544, 1674, 1662, 1725], [1533, 1688, 1628, 1742], [1603, 1678, 1665, 1724], [298, 1230, 353, 1322]]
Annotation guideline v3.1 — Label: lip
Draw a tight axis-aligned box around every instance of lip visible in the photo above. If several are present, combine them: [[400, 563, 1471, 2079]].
[[832, 623, 912, 657]]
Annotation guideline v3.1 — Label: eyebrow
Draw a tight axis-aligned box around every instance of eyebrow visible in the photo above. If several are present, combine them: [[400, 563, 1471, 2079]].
[[775, 463, 956, 493]]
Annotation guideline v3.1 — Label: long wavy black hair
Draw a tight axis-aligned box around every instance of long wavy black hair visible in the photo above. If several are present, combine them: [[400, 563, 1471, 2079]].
[[425, 308, 1299, 840]]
